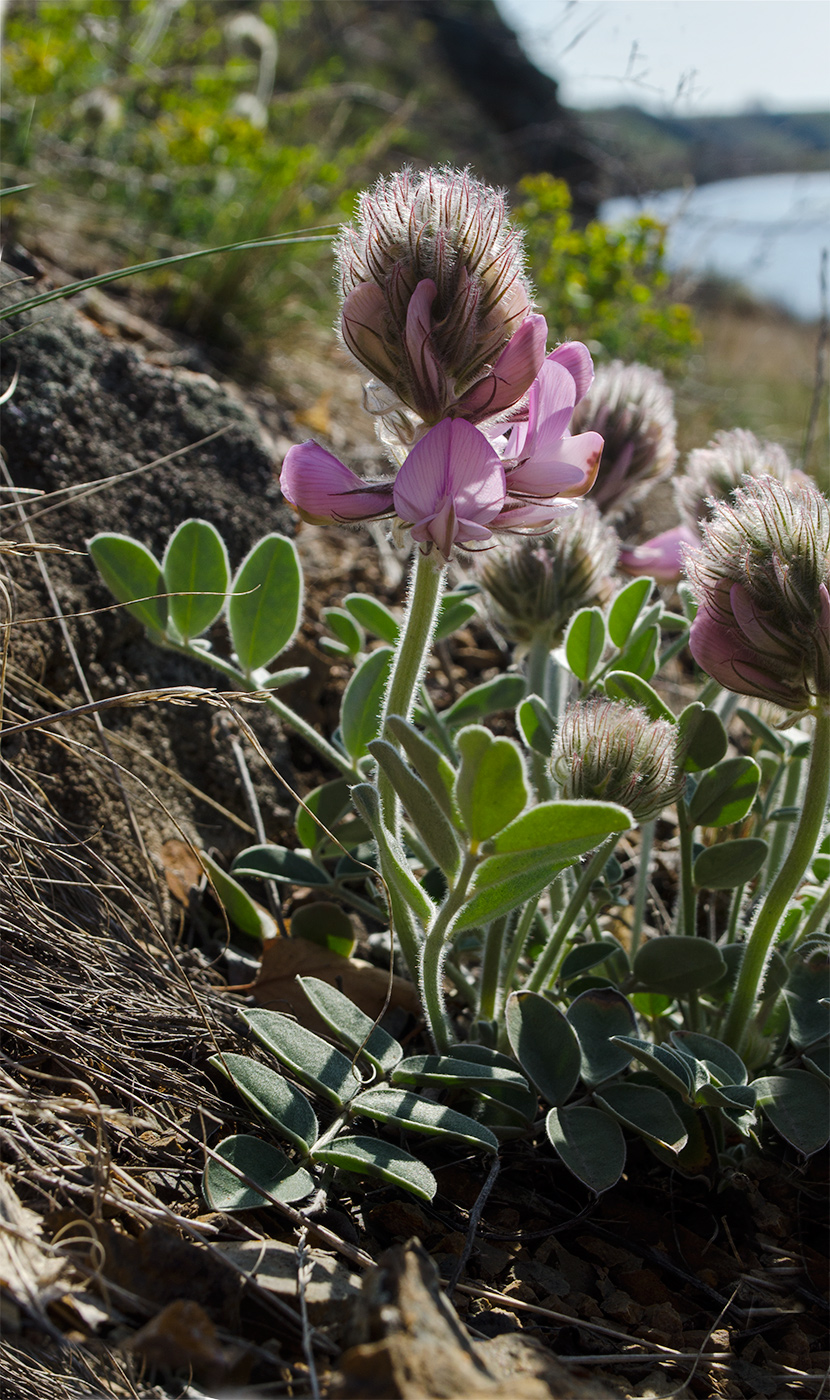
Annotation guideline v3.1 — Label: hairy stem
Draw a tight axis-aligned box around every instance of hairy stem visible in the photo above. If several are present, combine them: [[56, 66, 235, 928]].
[[723, 709, 830, 1054], [525, 836, 617, 992], [379, 548, 446, 833], [629, 819, 654, 958], [420, 852, 478, 1052]]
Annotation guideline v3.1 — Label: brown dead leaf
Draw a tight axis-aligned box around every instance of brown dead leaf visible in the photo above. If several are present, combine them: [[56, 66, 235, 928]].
[[253, 938, 420, 1036], [159, 838, 203, 905]]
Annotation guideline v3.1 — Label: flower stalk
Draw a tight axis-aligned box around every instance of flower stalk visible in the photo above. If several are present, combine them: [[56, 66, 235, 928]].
[[722, 709, 830, 1054]]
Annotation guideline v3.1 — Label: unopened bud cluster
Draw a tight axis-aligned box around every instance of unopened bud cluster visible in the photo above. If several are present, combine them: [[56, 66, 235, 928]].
[[335, 166, 542, 437], [570, 360, 676, 520], [685, 476, 830, 714], [552, 697, 683, 821], [674, 428, 800, 531], [478, 502, 619, 649]]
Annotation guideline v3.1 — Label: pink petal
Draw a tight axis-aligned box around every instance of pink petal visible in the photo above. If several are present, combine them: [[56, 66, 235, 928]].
[[618, 524, 700, 585], [507, 431, 604, 500], [280, 442, 394, 524], [393, 418, 505, 558], [341, 282, 397, 381], [546, 342, 594, 403], [510, 359, 577, 463], [458, 313, 548, 420], [729, 582, 791, 658], [689, 603, 799, 706], [495, 498, 578, 532], [405, 278, 443, 413]]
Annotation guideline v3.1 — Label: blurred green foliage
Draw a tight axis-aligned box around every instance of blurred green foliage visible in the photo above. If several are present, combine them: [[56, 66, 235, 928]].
[[515, 174, 698, 373], [2, 0, 410, 351], [3, 3, 695, 376]]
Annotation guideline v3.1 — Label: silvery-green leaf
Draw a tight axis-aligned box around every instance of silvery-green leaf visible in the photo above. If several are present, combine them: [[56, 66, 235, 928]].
[[593, 1082, 688, 1153], [454, 727, 529, 843], [240, 1009, 362, 1106], [752, 1070, 830, 1156], [323, 606, 363, 655], [516, 695, 556, 756], [312, 1136, 436, 1201], [560, 939, 629, 982], [505, 992, 581, 1107], [669, 1030, 747, 1086], [442, 675, 526, 730], [343, 593, 399, 643], [608, 577, 653, 647], [693, 839, 768, 890], [677, 703, 728, 774], [546, 1105, 626, 1194], [603, 671, 674, 722], [688, 756, 761, 828], [434, 597, 477, 640], [566, 988, 637, 1086], [352, 1088, 498, 1153], [385, 716, 457, 821], [632, 935, 726, 996], [340, 647, 393, 759], [163, 518, 229, 641], [201, 852, 277, 941], [204, 1135, 314, 1211], [231, 844, 332, 887], [368, 738, 460, 874], [565, 607, 606, 682], [89, 533, 167, 636], [610, 1035, 698, 1098], [297, 976, 402, 1075], [392, 1055, 529, 1093], [209, 1053, 318, 1150], [228, 534, 302, 674]]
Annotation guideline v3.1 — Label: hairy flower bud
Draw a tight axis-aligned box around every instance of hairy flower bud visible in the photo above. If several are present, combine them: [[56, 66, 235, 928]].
[[685, 476, 830, 714], [335, 167, 545, 437], [675, 428, 801, 531], [478, 501, 619, 648], [552, 697, 683, 820], [570, 360, 677, 519]]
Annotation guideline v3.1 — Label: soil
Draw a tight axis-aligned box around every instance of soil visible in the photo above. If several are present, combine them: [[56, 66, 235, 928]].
[[1, 288, 827, 1400]]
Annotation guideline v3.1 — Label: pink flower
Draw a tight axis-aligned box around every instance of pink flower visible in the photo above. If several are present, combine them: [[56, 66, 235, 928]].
[[280, 442, 394, 526], [618, 524, 700, 585], [392, 419, 506, 561], [494, 357, 603, 532]]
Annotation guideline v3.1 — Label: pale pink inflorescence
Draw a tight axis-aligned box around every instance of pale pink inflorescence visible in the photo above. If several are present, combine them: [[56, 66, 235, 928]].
[[280, 167, 604, 562], [674, 428, 802, 533], [335, 166, 546, 439], [570, 360, 677, 521], [684, 475, 830, 714]]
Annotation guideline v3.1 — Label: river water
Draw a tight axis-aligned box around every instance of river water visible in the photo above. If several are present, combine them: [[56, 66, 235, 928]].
[[600, 170, 830, 321]]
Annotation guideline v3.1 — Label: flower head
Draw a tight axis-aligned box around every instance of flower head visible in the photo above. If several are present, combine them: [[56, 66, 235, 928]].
[[618, 523, 701, 585], [336, 167, 547, 438], [552, 696, 683, 821], [685, 476, 830, 714], [280, 344, 602, 560], [479, 501, 619, 648], [570, 360, 676, 519], [675, 428, 801, 531]]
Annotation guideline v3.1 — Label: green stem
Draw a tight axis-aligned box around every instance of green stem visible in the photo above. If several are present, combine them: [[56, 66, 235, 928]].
[[629, 819, 654, 958], [478, 915, 509, 1022], [379, 549, 446, 832], [168, 638, 358, 779], [525, 634, 552, 705], [723, 709, 830, 1054], [675, 796, 697, 936], [725, 883, 745, 944], [525, 837, 617, 992], [420, 851, 478, 1052], [762, 753, 804, 891], [500, 898, 539, 1000]]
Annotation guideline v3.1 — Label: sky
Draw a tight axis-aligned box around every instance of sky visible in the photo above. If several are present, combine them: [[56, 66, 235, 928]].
[[494, 0, 830, 115]]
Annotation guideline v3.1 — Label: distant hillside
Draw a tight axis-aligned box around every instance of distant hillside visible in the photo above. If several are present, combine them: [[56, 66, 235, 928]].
[[583, 106, 830, 197]]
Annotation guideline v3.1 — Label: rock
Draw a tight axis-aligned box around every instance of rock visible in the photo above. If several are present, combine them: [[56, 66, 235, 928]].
[[215, 1239, 362, 1323], [329, 1239, 617, 1399]]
